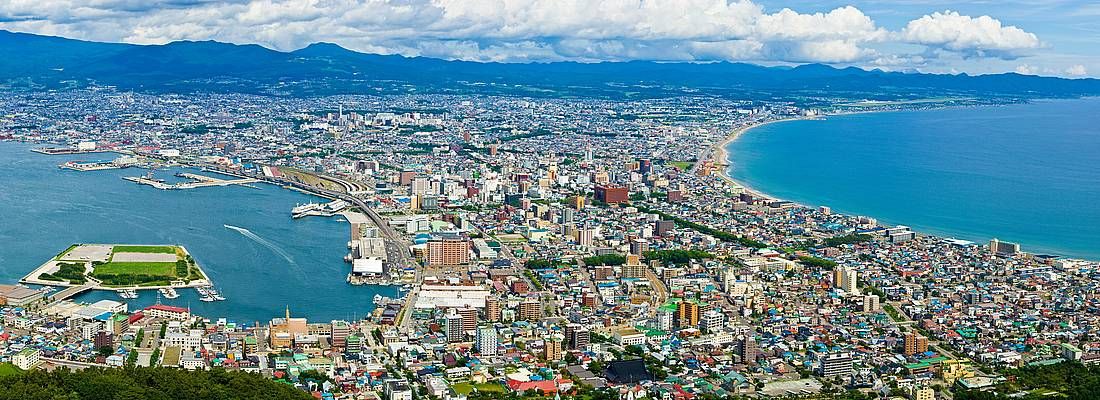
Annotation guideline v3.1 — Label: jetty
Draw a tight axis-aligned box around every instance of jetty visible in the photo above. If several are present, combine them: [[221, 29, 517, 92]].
[[123, 172, 259, 190]]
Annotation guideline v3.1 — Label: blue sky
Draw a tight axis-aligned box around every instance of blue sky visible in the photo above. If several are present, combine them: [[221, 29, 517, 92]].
[[0, 0, 1094, 77]]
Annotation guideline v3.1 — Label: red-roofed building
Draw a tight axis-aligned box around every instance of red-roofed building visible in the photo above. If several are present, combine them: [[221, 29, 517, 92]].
[[143, 304, 190, 320]]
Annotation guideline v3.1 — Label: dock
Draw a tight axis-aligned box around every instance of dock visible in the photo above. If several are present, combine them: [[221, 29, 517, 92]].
[[123, 173, 259, 190]]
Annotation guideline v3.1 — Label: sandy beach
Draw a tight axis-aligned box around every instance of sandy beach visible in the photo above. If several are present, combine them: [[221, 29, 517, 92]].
[[708, 116, 815, 201]]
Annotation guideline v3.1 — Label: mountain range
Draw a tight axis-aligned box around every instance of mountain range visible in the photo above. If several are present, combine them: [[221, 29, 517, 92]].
[[2, 30, 1098, 99]]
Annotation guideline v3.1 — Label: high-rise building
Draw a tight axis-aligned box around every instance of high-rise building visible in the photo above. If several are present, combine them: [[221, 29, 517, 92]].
[[331, 320, 350, 349], [622, 254, 647, 278], [629, 239, 649, 256], [913, 387, 935, 400], [485, 296, 502, 322], [677, 299, 700, 329], [654, 220, 676, 237], [427, 234, 470, 266], [476, 326, 498, 355], [833, 267, 858, 294], [445, 310, 465, 343], [904, 333, 929, 356], [544, 335, 564, 361], [566, 324, 590, 350], [594, 185, 629, 204], [457, 306, 478, 333], [989, 238, 1021, 256], [518, 299, 542, 321], [575, 228, 595, 247], [738, 335, 758, 364], [819, 352, 853, 377], [656, 306, 675, 332], [863, 294, 881, 313], [701, 310, 724, 333]]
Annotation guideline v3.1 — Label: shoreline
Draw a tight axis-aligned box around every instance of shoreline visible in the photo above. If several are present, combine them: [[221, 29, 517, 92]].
[[708, 109, 1098, 261]]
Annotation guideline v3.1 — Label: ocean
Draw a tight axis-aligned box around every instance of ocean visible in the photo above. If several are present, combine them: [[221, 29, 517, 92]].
[[0, 142, 398, 324], [726, 98, 1100, 260]]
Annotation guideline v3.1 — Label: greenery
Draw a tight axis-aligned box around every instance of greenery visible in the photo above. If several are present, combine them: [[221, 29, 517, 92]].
[[0, 367, 312, 400], [635, 205, 767, 248], [0, 363, 21, 378], [451, 382, 505, 395], [112, 245, 178, 254], [643, 249, 713, 265], [39, 262, 87, 284], [582, 254, 627, 266], [93, 262, 177, 276], [798, 255, 838, 268], [956, 362, 1100, 400], [823, 234, 874, 247], [525, 259, 558, 269], [667, 161, 694, 170], [499, 129, 552, 142]]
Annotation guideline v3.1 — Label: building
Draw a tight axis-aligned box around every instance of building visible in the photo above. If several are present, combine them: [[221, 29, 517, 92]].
[[863, 294, 881, 313], [905, 333, 929, 356], [629, 239, 649, 256], [701, 309, 724, 333], [833, 267, 858, 294], [445, 310, 465, 343], [484, 296, 501, 322], [677, 299, 700, 329], [654, 220, 675, 237], [476, 326, 498, 355], [990, 238, 1021, 256], [738, 335, 758, 364], [142, 304, 190, 321], [566, 324, 590, 350], [594, 185, 629, 204], [544, 335, 563, 361], [614, 328, 646, 346], [427, 234, 470, 266], [518, 299, 542, 321], [385, 379, 414, 400], [820, 352, 854, 377], [331, 320, 350, 349], [913, 387, 935, 400], [270, 307, 308, 349], [0, 284, 44, 307], [12, 348, 41, 370], [621, 254, 647, 279]]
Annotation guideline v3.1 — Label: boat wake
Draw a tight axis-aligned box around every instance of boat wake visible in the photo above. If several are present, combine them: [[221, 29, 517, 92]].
[[223, 224, 299, 267]]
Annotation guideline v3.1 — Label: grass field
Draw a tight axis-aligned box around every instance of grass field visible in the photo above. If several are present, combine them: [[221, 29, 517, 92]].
[[451, 383, 505, 395], [668, 161, 694, 171], [0, 363, 22, 377], [112, 245, 178, 254], [93, 262, 177, 276]]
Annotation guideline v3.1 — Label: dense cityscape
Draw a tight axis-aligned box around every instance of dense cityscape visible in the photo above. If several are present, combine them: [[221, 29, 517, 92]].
[[0, 87, 1097, 400]]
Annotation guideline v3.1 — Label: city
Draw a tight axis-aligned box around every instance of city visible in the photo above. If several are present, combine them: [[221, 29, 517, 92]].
[[1, 86, 1098, 400]]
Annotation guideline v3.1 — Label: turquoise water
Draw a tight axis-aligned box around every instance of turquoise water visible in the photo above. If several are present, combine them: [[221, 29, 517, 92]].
[[727, 98, 1100, 260], [0, 142, 397, 324]]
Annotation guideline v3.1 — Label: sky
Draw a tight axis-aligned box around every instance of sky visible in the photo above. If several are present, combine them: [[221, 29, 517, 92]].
[[0, 0, 1096, 77]]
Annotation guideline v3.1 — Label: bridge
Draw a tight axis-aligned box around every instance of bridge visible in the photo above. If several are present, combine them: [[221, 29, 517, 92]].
[[49, 283, 96, 303]]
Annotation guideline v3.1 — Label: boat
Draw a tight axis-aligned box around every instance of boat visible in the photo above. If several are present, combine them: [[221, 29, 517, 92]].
[[199, 296, 216, 302], [118, 289, 138, 299], [292, 202, 321, 218], [159, 287, 180, 299]]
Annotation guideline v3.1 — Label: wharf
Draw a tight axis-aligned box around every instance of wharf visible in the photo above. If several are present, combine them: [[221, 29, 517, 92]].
[[123, 173, 259, 190], [32, 147, 113, 155]]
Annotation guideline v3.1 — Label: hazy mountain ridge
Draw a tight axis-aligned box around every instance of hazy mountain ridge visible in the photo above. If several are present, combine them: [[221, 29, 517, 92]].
[[2, 30, 1098, 98]]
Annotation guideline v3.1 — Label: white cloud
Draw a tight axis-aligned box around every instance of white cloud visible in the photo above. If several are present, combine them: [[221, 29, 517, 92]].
[[0, 0, 1049, 69], [1065, 64, 1088, 76], [900, 10, 1041, 59], [1015, 64, 1038, 75]]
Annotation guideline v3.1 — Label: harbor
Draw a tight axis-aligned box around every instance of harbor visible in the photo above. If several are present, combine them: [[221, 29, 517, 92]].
[[59, 155, 141, 171], [123, 171, 260, 190]]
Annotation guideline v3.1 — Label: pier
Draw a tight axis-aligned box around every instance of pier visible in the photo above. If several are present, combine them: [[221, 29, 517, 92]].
[[123, 173, 259, 190]]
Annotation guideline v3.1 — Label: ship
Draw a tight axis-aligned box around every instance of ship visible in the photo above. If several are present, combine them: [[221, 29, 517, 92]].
[[159, 287, 180, 299], [118, 289, 138, 299]]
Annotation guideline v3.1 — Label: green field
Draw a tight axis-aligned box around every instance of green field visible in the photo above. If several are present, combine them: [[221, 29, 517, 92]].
[[451, 383, 505, 395], [667, 161, 694, 171], [93, 262, 177, 276], [112, 245, 178, 254], [0, 363, 21, 377]]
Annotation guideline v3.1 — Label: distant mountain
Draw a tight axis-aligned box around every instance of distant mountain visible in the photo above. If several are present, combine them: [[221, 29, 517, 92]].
[[2, 30, 1098, 99]]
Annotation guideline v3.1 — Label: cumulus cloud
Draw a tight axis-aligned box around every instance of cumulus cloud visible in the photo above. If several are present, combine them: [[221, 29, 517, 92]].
[[900, 11, 1041, 59], [0, 0, 1048, 68], [1065, 64, 1088, 77]]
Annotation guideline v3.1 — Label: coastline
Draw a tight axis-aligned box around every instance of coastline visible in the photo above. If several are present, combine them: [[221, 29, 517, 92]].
[[708, 108, 1099, 261]]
